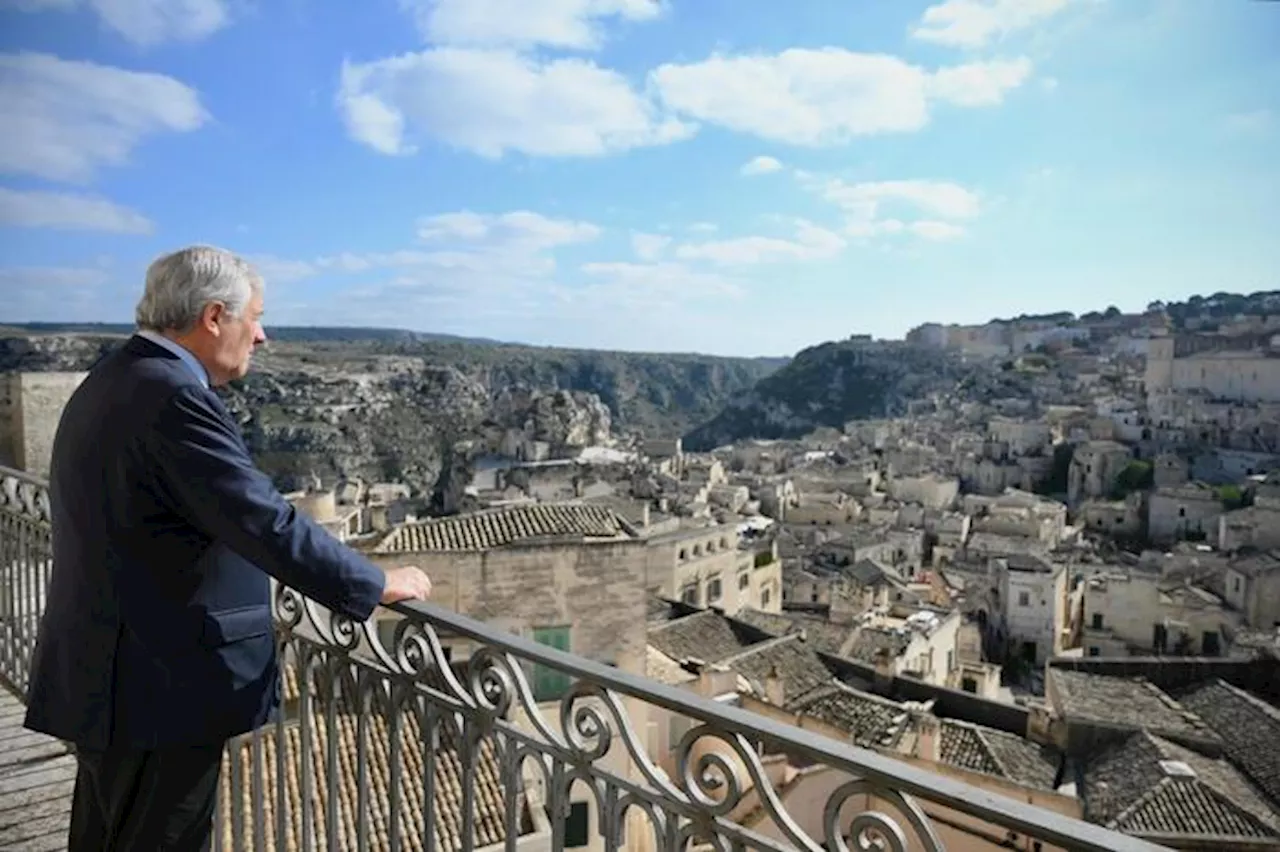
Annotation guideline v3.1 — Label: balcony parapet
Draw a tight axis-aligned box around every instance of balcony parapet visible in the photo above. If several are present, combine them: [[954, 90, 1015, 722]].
[[0, 465, 1170, 851]]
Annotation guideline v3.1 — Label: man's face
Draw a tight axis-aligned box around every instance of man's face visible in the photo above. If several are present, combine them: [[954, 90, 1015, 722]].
[[210, 291, 266, 385]]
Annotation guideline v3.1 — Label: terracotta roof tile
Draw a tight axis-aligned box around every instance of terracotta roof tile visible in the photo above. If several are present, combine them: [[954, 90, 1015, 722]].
[[1178, 679, 1280, 808], [374, 503, 629, 553], [648, 610, 752, 663], [1084, 731, 1280, 840], [787, 682, 912, 748], [216, 696, 528, 852], [939, 719, 1058, 790]]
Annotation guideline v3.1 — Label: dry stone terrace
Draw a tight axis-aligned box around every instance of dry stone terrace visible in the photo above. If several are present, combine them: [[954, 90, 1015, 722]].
[[0, 465, 1168, 851]]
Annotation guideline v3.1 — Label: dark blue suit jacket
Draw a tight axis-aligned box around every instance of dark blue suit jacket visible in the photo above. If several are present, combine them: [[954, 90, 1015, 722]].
[[24, 335, 386, 749]]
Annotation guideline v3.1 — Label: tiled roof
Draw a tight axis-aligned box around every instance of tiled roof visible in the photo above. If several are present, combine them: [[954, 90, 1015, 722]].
[[1178, 679, 1280, 807], [718, 634, 834, 708], [645, 595, 683, 625], [648, 610, 752, 663], [731, 608, 856, 657], [843, 627, 913, 664], [1230, 550, 1280, 578], [373, 503, 629, 553], [788, 683, 912, 748], [1083, 732, 1280, 840], [646, 645, 697, 686], [1047, 670, 1218, 745], [217, 700, 528, 852], [939, 719, 1058, 791]]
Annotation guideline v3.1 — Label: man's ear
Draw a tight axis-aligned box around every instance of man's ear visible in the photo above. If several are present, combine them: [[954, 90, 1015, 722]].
[[199, 301, 225, 335]]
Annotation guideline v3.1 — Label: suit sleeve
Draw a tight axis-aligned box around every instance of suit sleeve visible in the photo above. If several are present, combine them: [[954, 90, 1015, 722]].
[[145, 385, 386, 621]]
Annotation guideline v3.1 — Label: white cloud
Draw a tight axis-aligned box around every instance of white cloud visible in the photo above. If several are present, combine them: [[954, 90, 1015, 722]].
[[418, 209, 600, 250], [911, 0, 1072, 49], [928, 58, 1033, 107], [806, 176, 981, 240], [688, 221, 717, 233], [398, 0, 662, 50], [909, 220, 966, 241], [579, 261, 743, 303], [0, 52, 208, 182], [740, 155, 783, 176], [87, 0, 230, 46], [845, 218, 905, 238], [650, 49, 1032, 146], [249, 255, 323, 285], [251, 210, 602, 289], [337, 49, 694, 159], [676, 220, 845, 266], [5, 0, 230, 46], [0, 187, 152, 233], [630, 231, 671, 260], [820, 178, 981, 221]]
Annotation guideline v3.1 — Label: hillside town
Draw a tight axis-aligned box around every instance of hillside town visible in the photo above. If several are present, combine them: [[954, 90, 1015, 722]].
[[3, 293, 1280, 850]]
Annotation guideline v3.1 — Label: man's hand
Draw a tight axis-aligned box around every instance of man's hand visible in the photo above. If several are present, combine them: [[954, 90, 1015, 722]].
[[381, 565, 432, 604]]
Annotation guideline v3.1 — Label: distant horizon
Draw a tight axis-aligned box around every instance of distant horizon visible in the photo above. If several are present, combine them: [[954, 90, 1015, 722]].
[[0, 321, 802, 361]]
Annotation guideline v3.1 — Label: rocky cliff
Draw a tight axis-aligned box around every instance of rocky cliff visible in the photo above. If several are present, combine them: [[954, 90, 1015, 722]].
[[0, 331, 783, 492], [683, 337, 1035, 450]]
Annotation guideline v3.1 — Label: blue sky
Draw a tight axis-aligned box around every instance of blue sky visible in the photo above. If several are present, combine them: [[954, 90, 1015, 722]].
[[0, 0, 1277, 356]]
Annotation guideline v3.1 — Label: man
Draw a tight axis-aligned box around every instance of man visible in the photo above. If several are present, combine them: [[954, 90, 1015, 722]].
[[23, 245, 432, 850]]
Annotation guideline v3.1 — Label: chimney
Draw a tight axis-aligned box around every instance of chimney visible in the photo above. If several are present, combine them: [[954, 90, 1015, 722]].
[[764, 663, 785, 707], [641, 502, 650, 528], [915, 713, 941, 762]]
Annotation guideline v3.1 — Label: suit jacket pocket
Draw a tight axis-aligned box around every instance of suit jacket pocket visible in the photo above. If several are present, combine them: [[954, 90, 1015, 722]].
[[200, 604, 274, 647]]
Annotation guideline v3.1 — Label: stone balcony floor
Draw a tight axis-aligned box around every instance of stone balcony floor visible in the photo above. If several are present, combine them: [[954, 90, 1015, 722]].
[[0, 688, 74, 851]]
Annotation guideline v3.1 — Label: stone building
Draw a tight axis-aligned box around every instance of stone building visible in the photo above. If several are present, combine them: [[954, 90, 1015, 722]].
[[649, 523, 782, 616], [994, 554, 1070, 665], [1223, 550, 1280, 632], [1147, 482, 1224, 546], [0, 371, 88, 477], [1067, 440, 1132, 505], [1145, 334, 1280, 404], [1081, 566, 1242, 657], [365, 502, 654, 852]]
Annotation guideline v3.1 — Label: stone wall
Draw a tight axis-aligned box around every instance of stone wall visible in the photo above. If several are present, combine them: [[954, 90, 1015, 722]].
[[0, 372, 88, 477], [370, 539, 652, 678]]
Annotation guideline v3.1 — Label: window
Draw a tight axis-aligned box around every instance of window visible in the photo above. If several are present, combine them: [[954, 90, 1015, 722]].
[[707, 577, 723, 602], [738, 573, 750, 590], [1088, 646, 1100, 657], [1091, 613, 1103, 629], [1018, 590, 1030, 607], [762, 586, 772, 606], [681, 585, 698, 605], [531, 626, 571, 702]]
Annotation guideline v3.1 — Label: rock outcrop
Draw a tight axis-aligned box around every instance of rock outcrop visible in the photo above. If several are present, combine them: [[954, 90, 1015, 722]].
[[0, 331, 782, 493]]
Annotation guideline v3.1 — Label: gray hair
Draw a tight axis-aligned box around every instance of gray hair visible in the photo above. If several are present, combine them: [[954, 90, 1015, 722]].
[[135, 245, 263, 333]]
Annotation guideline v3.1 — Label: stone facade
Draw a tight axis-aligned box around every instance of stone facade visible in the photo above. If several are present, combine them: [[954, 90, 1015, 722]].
[[0, 371, 88, 478]]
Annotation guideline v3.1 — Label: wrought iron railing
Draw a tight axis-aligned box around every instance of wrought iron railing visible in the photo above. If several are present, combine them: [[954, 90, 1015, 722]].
[[0, 464, 1168, 852]]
